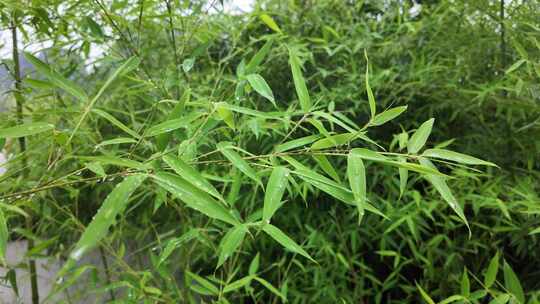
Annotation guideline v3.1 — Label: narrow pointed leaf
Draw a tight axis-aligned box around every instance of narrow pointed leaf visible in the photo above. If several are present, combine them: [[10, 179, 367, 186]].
[[245, 39, 274, 74], [423, 149, 497, 167], [223, 275, 255, 293], [92, 109, 141, 139], [95, 137, 137, 149], [254, 277, 286, 302], [263, 224, 315, 263], [0, 122, 54, 138], [408, 118, 435, 154], [364, 50, 376, 118], [484, 252, 499, 288], [289, 48, 311, 112], [68, 174, 146, 261], [275, 134, 321, 153], [259, 14, 282, 33], [217, 224, 248, 268], [217, 142, 261, 186], [152, 172, 239, 225], [0, 209, 7, 264], [145, 118, 190, 137], [416, 283, 436, 304], [24, 52, 88, 101], [503, 261, 525, 304], [370, 106, 407, 126], [163, 155, 226, 204], [348, 150, 366, 223], [263, 167, 290, 222], [246, 74, 275, 105]]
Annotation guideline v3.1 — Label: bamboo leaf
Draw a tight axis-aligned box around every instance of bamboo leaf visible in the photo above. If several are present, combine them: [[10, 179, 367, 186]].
[[163, 155, 226, 204], [217, 142, 261, 186], [503, 261, 525, 304], [0, 208, 7, 265], [419, 158, 469, 231], [275, 134, 321, 153], [364, 50, 376, 118], [223, 275, 255, 293], [259, 14, 282, 33], [77, 156, 150, 170], [249, 253, 260, 275], [68, 174, 146, 262], [262, 224, 315, 263], [95, 137, 137, 149], [0, 122, 54, 138], [370, 106, 408, 126], [484, 251, 499, 288], [152, 172, 240, 225], [408, 118, 435, 154], [217, 224, 248, 268], [186, 271, 219, 295], [348, 150, 366, 224], [91, 109, 141, 139], [461, 268, 470, 297], [245, 39, 274, 74], [416, 283, 436, 304], [157, 229, 200, 267], [216, 102, 236, 129], [423, 148, 497, 167], [24, 52, 88, 101], [289, 48, 311, 112], [254, 277, 286, 302], [246, 74, 275, 106], [144, 118, 190, 137], [263, 167, 290, 223]]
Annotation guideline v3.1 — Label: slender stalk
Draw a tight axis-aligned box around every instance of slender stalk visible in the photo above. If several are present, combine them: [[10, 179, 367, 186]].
[[500, 0, 506, 70], [99, 246, 116, 301], [11, 15, 40, 304], [165, 0, 181, 99]]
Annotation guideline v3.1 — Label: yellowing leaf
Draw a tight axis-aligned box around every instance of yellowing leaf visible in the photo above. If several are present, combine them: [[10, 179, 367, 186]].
[[259, 14, 282, 33]]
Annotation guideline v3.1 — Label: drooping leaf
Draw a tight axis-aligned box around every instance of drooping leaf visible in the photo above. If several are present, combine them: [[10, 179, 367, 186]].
[[275, 134, 321, 153], [263, 167, 290, 223], [313, 154, 341, 182], [0, 208, 7, 265], [503, 261, 525, 304], [152, 172, 240, 225], [157, 90, 190, 150], [24, 52, 88, 101], [68, 174, 146, 262], [262, 224, 315, 263], [408, 118, 435, 154], [246, 74, 275, 105], [423, 149, 497, 167], [217, 142, 261, 186], [419, 158, 469, 231], [254, 277, 286, 302], [289, 48, 311, 112], [186, 271, 219, 296], [223, 275, 255, 293], [91, 109, 141, 139], [163, 155, 226, 204], [0, 122, 54, 138], [347, 150, 367, 223], [216, 102, 236, 129], [416, 283, 436, 304], [157, 229, 201, 267], [217, 224, 248, 268]]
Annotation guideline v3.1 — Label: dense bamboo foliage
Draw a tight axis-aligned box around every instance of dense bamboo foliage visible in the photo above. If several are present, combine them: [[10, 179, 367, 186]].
[[0, 0, 539, 303]]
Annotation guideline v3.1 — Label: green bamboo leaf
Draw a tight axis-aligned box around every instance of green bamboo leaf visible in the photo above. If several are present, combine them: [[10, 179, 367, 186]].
[[423, 149, 497, 167], [259, 13, 282, 33], [68, 175, 146, 262], [217, 224, 248, 268], [163, 155, 226, 204], [439, 295, 468, 304], [398, 157, 408, 199], [254, 277, 286, 302], [249, 253, 260, 275], [0, 208, 7, 265], [313, 154, 341, 182], [144, 118, 190, 137], [246, 74, 275, 106], [263, 167, 290, 223], [216, 102, 236, 129], [0, 122, 54, 138], [484, 252, 499, 288], [275, 134, 321, 153], [461, 268, 470, 297], [370, 106, 408, 126], [503, 261, 525, 304], [245, 39, 274, 74], [77, 156, 150, 170], [364, 50, 376, 118], [348, 150, 366, 224], [95, 137, 137, 149], [157, 229, 200, 267], [186, 271, 219, 295], [152, 172, 240, 225], [490, 294, 510, 304], [157, 90, 190, 150], [408, 118, 435, 154], [419, 158, 469, 231], [85, 162, 106, 177], [262, 224, 315, 263], [24, 52, 88, 101], [91, 109, 141, 139], [505, 59, 527, 74], [311, 132, 358, 150], [289, 48, 311, 112], [217, 142, 261, 186], [529, 226, 540, 235], [416, 283, 436, 304], [223, 275, 255, 293]]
